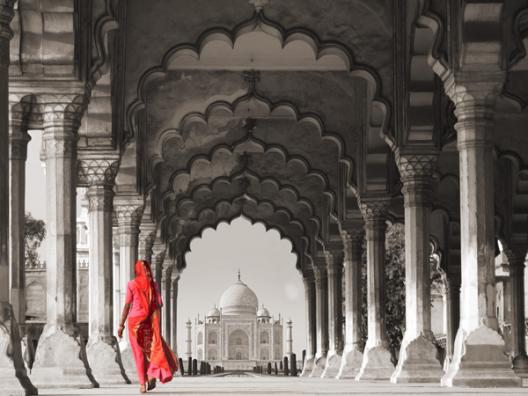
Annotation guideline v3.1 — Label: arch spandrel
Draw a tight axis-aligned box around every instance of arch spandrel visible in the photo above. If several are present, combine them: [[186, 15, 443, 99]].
[[165, 174, 321, 244], [168, 200, 311, 272]]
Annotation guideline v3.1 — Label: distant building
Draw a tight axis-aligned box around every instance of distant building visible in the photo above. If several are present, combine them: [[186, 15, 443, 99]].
[[191, 272, 285, 371]]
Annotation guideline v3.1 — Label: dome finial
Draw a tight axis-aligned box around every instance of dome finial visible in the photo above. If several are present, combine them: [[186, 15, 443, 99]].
[[237, 269, 241, 282]]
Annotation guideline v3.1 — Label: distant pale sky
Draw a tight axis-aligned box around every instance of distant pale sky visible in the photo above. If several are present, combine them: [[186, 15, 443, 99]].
[[26, 133, 306, 357]]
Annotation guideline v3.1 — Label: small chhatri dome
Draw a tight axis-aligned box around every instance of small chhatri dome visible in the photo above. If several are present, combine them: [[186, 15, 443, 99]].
[[218, 271, 258, 315], [257, 304, 270, 317], [207, 305, 220, 317]]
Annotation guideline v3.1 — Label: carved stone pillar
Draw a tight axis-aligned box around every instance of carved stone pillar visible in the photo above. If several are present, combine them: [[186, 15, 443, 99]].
[[0, 2, 37, 395], [138, 222, 156, 262], [444, 269, 461, 368], [79, 157, 127, 385], [300, 272, 316, 377], [322, 249, 343, 378], [391, 154, 443, 383], [337, 225, 364, 379], [170, 269, 180, 354], [309, 262, 328, 377], [356, 198, 394, 380], [115, 199, 144, 384], [31, 95, 96, 389], [506, 247, 528, 377], [112, 223, 121, 342], [161, 263, 172, 341], [8, 102, 31, 325], [441, 75, 520, 387], [151, 241, 166, 288]]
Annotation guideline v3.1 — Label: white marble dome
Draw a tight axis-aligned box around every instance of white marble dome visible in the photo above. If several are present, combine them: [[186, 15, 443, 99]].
[[207, 305, 220, 317], [257, 305, 270, 317], [219, 275, 258, 315]]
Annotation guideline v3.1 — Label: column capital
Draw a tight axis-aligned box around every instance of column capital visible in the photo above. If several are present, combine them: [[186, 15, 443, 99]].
[[396, 154, 438, 184], [359, 197, 390, 223], [0, 1, 15, 56], [8, 130, 31, 160], [115, 202, 144, 231], [443, 72, 505, 146], [78, 157, 119, 187], [41, 94, 85, 131]]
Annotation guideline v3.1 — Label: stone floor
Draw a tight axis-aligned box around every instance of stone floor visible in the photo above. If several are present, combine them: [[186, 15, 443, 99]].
[[38, 375, 528, 396]]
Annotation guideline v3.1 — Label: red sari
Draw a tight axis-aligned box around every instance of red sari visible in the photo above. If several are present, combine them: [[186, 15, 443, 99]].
[[126, 260, 178, 384]]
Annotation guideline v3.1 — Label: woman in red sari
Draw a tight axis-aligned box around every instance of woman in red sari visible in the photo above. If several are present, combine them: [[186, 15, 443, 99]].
[[117, 260, 178, 393]]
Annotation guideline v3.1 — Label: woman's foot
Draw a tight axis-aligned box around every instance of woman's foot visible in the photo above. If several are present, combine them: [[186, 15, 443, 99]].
[[147, 378, 157, 391], [139, 383, 147, 393]]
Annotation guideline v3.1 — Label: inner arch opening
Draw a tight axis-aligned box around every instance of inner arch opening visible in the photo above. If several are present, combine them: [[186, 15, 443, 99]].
[[177, 216, 304, 365]]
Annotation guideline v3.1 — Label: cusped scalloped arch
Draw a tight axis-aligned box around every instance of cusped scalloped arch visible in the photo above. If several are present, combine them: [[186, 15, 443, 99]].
[[127, 11, 391, 147]]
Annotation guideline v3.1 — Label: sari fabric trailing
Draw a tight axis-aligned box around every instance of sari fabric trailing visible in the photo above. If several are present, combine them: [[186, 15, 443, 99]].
[[127, 260, 178, 384]]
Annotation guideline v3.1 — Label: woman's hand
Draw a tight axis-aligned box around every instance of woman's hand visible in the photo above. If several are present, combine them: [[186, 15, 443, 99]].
[[117, 324, 124, 338]]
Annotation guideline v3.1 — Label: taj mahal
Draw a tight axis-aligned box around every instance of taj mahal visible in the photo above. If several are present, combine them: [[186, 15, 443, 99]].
[[186, 272, 289, 371]]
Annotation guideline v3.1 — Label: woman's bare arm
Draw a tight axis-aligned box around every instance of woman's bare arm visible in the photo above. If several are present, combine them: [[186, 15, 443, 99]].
[[117, 303, 131, 338]]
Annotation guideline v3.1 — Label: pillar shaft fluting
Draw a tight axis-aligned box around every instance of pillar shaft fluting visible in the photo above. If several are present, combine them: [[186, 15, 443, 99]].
[[170, 272, 179, 353], [337, 226, 364, 379], [321, 249, 344, 378], [392, 154, 443, 383], [41, 99, 82, 332], [300, 274, 316, 376], [441, 75, 520, 387], [0, 2, 37, 394], [31, 97, 96, 389], [8, 115, 31, 324], [356, 199, 394, 381], [507, 247, 528, 376], [309, 264, 328, 377]]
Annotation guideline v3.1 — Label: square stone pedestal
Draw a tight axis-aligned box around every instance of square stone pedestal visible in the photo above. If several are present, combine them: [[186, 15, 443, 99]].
[[355, 345, 394, 381], [87, 339, 130, 385], [321, 351, 342, 378], [441, 326, 521, 387], [336, 346, 363, 379], [30, 326, 96, 388], [391, 334, 443, 383]]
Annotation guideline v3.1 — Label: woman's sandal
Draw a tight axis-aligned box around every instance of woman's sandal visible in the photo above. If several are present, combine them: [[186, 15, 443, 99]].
[[147, 378, 157, 391], [139, 383, 147, 394]]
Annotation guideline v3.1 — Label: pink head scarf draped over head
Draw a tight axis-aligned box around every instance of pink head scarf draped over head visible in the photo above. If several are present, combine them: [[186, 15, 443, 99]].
[[133, 260, 157, 319]]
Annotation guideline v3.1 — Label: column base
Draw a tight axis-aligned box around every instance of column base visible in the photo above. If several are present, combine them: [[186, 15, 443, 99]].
[[309, 354, 327, 377], [391, 334, 443, 383], [355, 345, 394, 381], [0, 302, 38, 396], [441, 325, 521, 387], [119, 341, 139, 384], [87, 338, 130, 385], [300, 355, 315, 377], [321, 350, 342, 378], [336, 346, 363, 379], [30, 326, 96, 388], [513, 353, 528, 386]]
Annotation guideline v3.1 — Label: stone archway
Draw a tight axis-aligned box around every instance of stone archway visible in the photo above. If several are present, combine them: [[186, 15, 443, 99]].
[[228, 329, 250, 360]]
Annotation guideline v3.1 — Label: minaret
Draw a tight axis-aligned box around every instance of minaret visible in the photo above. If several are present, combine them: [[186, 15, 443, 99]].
[[185, 319, 192, 359], [286, 319, 293, 356]]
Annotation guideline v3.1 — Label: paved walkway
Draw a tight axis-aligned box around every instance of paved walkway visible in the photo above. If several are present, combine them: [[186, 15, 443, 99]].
[[38, 375, 528, 396]]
